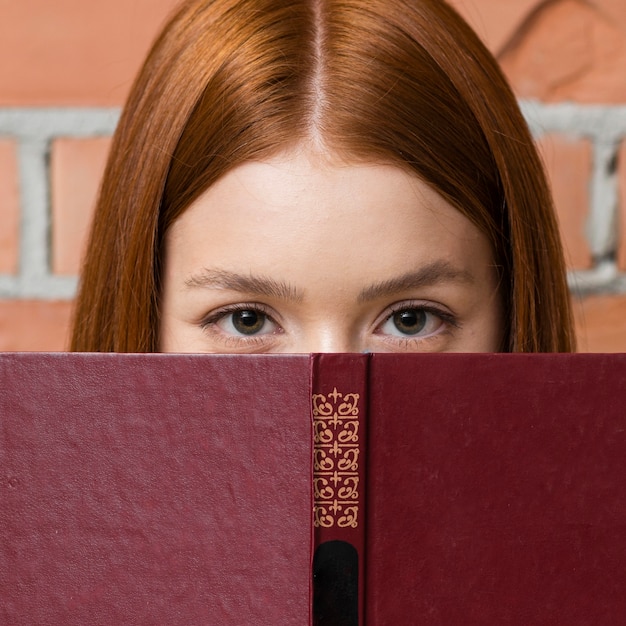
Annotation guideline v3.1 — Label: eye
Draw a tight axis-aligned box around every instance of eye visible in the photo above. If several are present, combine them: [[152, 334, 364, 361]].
[[228, 309, 267, 335], [378, 306, 448, 338], [203, 305, 278, 337]]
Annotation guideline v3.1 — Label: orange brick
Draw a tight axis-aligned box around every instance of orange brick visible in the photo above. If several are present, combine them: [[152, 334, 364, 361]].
[[573, 294, 626, 352], [451, 0, 540, 53], [0, 139, 19, 274], [617, 141, 626, 270], [51, 137, 111, 275], [0, 300, 73, 351], [537, 134, 593, 270], [0, 0, 179, 106], [498, 0, 626, 103], [596, 0, 626, 35]]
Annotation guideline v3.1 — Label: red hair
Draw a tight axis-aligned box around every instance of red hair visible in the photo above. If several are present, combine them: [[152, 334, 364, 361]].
[[71, 0, 575, 352]]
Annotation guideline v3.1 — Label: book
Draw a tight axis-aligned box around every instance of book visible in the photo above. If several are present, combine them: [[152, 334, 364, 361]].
[[1, 353, 312, 625], [2, 352, 626, 624]]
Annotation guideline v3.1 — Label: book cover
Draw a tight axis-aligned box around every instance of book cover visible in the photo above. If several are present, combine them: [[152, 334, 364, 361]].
[[2, 352, 626, 624], [366, 353, 626, 624], [0, 353, 312, 625]]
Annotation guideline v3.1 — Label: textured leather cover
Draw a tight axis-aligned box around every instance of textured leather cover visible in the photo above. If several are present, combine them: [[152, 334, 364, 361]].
[[3, 353, 626, 624], [367, 353, 626, 624], [0, 353, 312, 625]]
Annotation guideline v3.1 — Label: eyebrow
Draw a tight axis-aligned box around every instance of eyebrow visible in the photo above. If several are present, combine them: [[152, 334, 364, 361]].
[[357, 261, 475, 302], [185, 268, 304, 303], [185, 260, 474, 304]]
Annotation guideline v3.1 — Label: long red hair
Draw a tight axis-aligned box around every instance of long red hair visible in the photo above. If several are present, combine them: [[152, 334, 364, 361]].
[[71, 0, 575, 352]]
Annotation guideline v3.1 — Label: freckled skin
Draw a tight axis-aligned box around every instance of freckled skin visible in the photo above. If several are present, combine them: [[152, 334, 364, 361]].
[[160, 146, 503, 353]]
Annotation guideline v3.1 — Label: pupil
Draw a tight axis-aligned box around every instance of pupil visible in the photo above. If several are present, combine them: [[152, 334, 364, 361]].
[[393, 309, 426, 335], [233, 310, 264, 334]]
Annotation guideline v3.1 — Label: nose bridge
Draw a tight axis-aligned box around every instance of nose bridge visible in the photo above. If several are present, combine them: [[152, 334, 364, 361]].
[[293, 320, 359, 354]]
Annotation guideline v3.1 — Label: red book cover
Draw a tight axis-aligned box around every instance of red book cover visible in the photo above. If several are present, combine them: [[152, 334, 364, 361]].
[[3, 352, 626, 624], [0, 353, 312, 625], [366, 353, 626, 624]]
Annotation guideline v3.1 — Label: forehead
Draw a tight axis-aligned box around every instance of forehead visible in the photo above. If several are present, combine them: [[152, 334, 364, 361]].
[[164, 147, 493, 289]]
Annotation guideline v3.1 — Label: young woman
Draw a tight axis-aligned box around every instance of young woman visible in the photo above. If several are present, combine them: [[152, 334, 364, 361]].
[[71, 0, 575, 353]]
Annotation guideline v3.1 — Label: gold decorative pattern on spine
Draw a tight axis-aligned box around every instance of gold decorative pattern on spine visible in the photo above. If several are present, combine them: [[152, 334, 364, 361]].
[[312, 387, 360, 528]]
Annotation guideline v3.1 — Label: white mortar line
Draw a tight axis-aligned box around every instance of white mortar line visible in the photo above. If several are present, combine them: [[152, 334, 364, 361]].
[[18, 138, 49, 283], [588, 139, 619, 258], [0, 109, 119, 300], [568, 262, 618, 294], [521, 100, 626, 141], [0, 108, 120, 138], [0, 275, 78, 299]]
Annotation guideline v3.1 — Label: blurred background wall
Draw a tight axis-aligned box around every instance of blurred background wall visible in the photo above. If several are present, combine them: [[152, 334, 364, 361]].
[[1, 0, 625, 351]]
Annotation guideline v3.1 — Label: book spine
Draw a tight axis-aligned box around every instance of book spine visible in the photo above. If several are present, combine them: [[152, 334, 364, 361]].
[[311, 353, 369, 626]]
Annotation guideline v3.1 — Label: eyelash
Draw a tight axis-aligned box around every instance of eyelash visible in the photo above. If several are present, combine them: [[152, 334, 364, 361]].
[[386, 302, 459, 328], [199, 300, 460, 348], [375, 301, 460, 343], [199, 302, 280, 344]]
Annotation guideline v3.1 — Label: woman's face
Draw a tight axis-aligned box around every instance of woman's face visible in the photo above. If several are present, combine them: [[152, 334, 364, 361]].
[[160, 147, 503, 353]]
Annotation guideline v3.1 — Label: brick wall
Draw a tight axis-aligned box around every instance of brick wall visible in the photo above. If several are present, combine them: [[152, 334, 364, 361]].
[[0, 0, 179, 350], [1, 0, 625, 351]]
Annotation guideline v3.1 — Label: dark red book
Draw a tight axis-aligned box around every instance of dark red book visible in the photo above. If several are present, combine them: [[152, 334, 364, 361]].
[[2, 353, 626, 624], [0, 354, 312, 624]]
